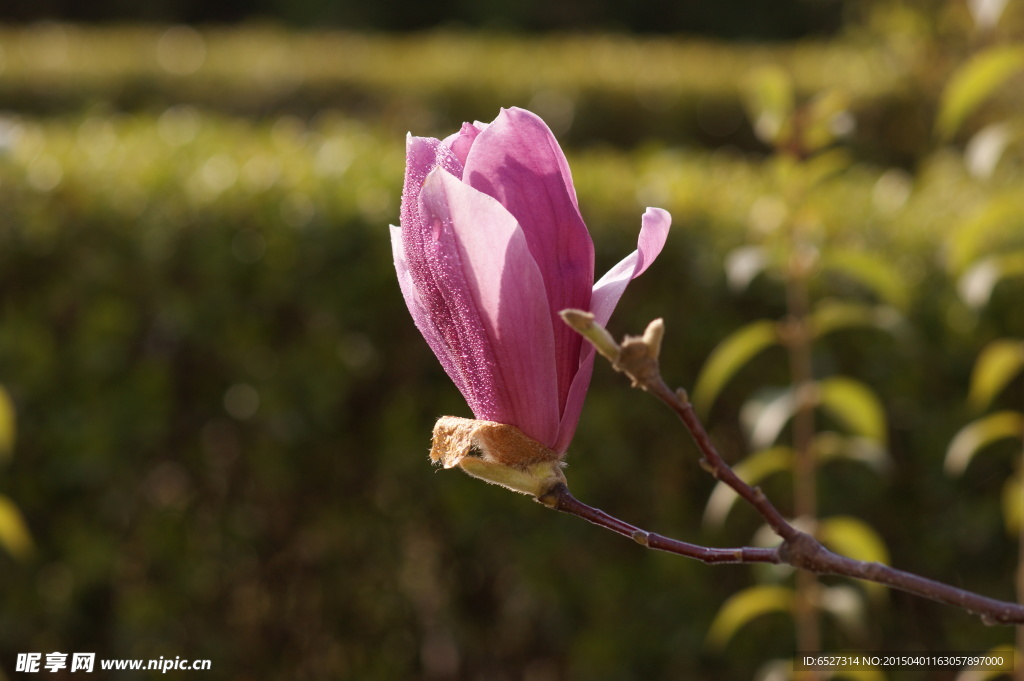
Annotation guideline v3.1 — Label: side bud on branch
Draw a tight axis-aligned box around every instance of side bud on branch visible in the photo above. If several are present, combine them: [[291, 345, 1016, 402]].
[[561, 310, 665, 390]]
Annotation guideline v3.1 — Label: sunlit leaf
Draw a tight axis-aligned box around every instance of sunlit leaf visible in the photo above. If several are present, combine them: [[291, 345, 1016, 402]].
[[945, 411, 1024, 476], [968, 0, 1010, 30], [754, 660, 792, 681], [742, 387, 799, 451], [959, 258, 1001, 310], [873, 168, 913, 214], [815, 431, 891, 475], [693, 320, 780, 417], [764, 658, 888, 681], [704, 435, 890, 528], [968, 339, 1024, 411], [810, 299, 904, 339], [0, 494, 33, 560], [0, 387, 14, 462], [706, 584, 793, 650], [819, 584, 868, 639], [725, 245, 770, 292], [937, 45, 1024, 139], [742, 65, 794, 146], [748, 524, 796, 583], [802, 148, 854, 188], [954, 644, 1016, 681], [829, 668, 888, 681], [818, 249, 910, 309], [704, 446, 794, 530], [818, 515, 891, 600], [958, 252, 1024, 309], [818, 377, 888, 445], [965, 122, 1016, 179], [1002, 470, 1024, 534], [948, 196, 1024, 273], [748, 193, 789, 235], [802, 90, 853, 153]]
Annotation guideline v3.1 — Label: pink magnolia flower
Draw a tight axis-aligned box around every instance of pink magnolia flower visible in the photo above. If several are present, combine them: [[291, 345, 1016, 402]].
[[391, 107, 670, 456]]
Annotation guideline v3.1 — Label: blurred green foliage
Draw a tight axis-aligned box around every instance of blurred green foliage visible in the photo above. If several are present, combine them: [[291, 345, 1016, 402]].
[[0, 24, 968, 164], [0, 15, 1022, 681]]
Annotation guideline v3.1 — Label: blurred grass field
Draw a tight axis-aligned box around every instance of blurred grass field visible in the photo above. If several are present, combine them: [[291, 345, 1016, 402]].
[[0, 17, 1023, 680]]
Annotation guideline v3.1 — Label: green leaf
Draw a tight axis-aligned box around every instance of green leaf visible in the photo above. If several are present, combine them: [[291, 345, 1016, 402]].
[[0, 494, 33, 560], [743, 387, 799, 451], [818, 515, 891, 600], [763, 659, 887, 681], [742, 65, 794, 146], [949, 197, 1024, 273], [945, 411, 1024, 476], [818, 516, 891, 566], [802, 148, 854, 188], [724, 245, 770, 292], [706, 585, 793, 650], [818, 248, 910, 309], [818, 584, 868, 639], [937, 45, 1024, 139], [706, 435, 890, 529], [801, 89, 853, 153], [704, 446, 794, 530], [692, 320, 780, 417], [968, 339, 1024, 411], [958, 251, 1024, 308], [810, 299, 904, 339], [959, 644, 1016, 681], [1002, 469, 1023, 535], [814, 431, 891, 474], [965, 121, 1018, 179], [817, 377, 888, 445], [968, 0, 1010, 30], [0, 387, 14, 462], [828, 668, 887, 681]]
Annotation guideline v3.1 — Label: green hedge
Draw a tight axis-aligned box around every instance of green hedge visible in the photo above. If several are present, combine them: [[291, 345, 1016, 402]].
[[0, 24, 991, 164]]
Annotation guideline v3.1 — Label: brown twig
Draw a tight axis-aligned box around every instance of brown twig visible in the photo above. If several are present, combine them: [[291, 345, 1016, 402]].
[[557, 310, 1024, 626], [538, 483, 781, 566]]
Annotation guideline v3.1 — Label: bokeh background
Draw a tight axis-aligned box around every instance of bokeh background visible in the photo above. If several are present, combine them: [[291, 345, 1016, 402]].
[[1, 1, 1024, 679]]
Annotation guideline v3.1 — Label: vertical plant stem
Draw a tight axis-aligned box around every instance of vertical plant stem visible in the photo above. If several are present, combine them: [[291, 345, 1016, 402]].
[[1017, 445, 1024, 681], [786, 241, 820, 665], [1016, 379, 1024, 681]]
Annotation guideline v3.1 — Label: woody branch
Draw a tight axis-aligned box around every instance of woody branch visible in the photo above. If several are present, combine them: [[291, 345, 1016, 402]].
[[550, 309, 1024, 626]]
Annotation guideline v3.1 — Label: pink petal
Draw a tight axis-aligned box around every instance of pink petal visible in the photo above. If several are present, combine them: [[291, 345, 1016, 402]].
[[394, 232, 499, 421], [441, 122, 484, 170], [392, 222, 478, 404], [462, 107, 594, 414], [551, 207, 671, 452], [403, 134, 462, 199], [416, 169, 560, 447], [551, 349, 596, 454], [397, 135, 485, 405], [398, 135, 497, 415], [590, 207, 672, 326]]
